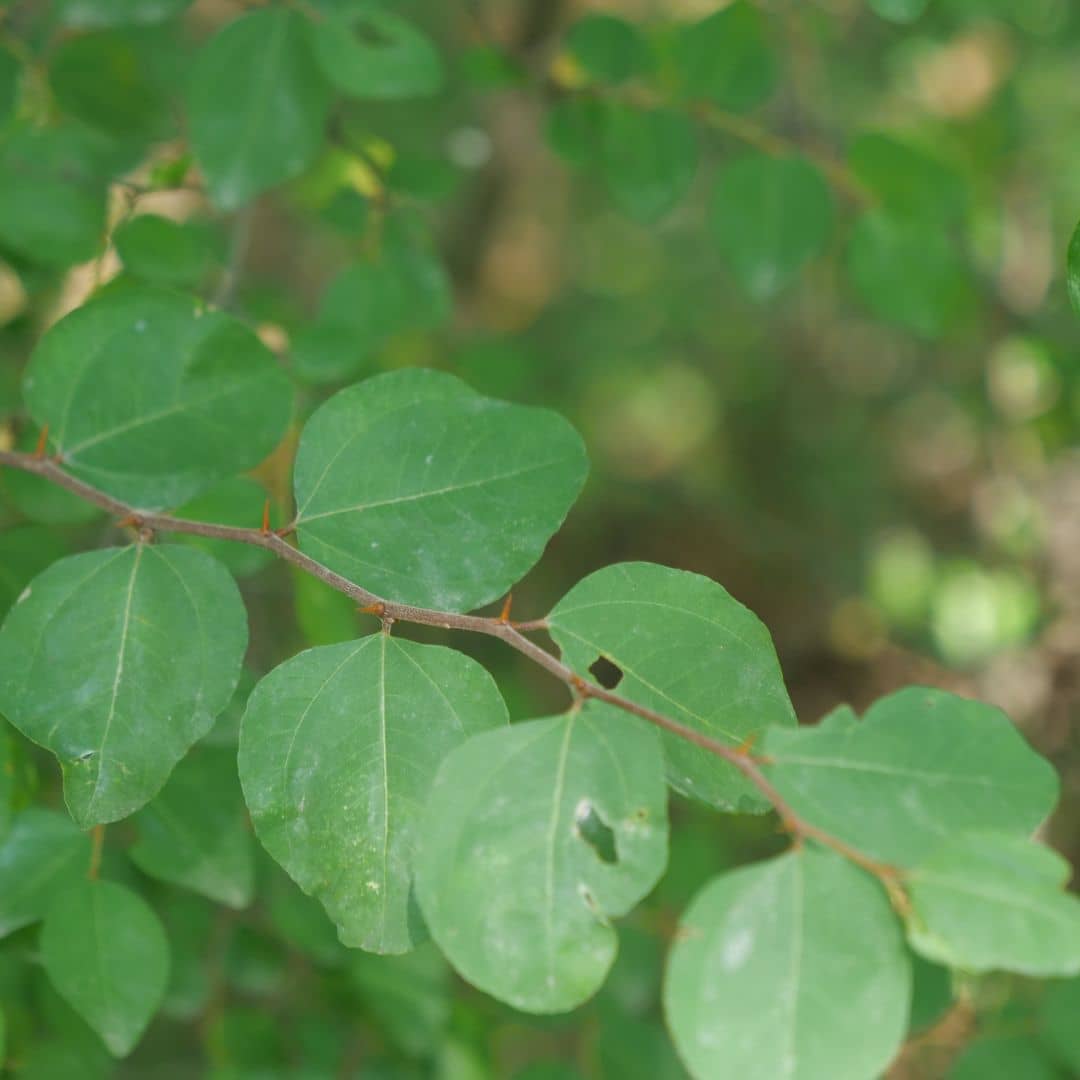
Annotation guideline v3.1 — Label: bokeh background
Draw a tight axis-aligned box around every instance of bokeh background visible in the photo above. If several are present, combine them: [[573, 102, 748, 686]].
[[1, 0, 1079, 1076]]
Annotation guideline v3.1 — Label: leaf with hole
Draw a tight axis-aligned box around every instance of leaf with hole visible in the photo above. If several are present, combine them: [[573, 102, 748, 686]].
[[548, 562, 797, 812], [41, 879, 169, 1056], [130, 747, 255, 908], [309, 8, 442, 101], [710, 154, 833, 299], [188, 8, 331, 209], [415, 702, 668, 1013], [761, 687, 1059, 867], [23, 286, 293, 508], [0, 544, 247, 826], [664, 847, 910, 1080], [239, 633, 508, 953], [906, 832, 1080, 976], [293, 369, 588, 612]]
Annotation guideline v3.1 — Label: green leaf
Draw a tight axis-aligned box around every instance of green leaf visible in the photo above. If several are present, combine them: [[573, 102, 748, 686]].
[[158, 890, 214, 1019], [907, 951, 953, 1032], [597, 1016, 688, 1080], [293, 369, 588, 612], [0, 127, 109, 267], [664, 847, 910, 1080], [130, 747, 254, 908], [600, 107, 697, 222], [289, 322, 371, 386], [547, 562, 796, 812], [264, 862, 345, 967], [347, 945, 450, 1057], [848, 133, 965, 225], [0, 809, 91, 936], [868, 0, 931, 23], [316, 216, 452, 361], [41, 879, 169, 1056], [0, 46, 20, 123], [0, 544, 247, 826], [174, 477, 275, 578], [23, 286, 293, 508], [113, 214, 223, 288], [50, 30, 168, 137], [947, 1035, 1061, 1080], [710, 154, 833, 299], [1067, 218, 1080, 318], [906, 832, 1080, 976], [0, 728, 11, 839], [566, 15, 650, 84], [846, 209, 967, 337], [415, 703, 668, 1013], [309, 9, 442, 101], [761, 687, 1059, 867], [187, 9, 331, 210], [1041, 975, 1080, 1074], [546, 97, 610, 168], [0, 526, 71, 615], [674, 2, 776, 112], [239, 633, 508, 953], [53, 0, 192, 28]]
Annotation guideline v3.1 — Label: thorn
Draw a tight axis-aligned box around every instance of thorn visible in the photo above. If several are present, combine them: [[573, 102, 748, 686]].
[[569, 673, 591, 698], [260, 498, 271, 535], [116, 513, 143, 530], [33, 424, 49, 459], [735, 732, 758, 756], [498, 593, 513, 623], [359, 602, 386, 618]]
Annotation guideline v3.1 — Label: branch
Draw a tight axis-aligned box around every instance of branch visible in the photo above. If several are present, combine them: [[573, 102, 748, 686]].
[[0, 449, 900, 887]]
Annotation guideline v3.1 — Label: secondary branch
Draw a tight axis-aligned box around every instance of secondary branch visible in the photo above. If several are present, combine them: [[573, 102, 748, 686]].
[[0, 448, 901, 886]]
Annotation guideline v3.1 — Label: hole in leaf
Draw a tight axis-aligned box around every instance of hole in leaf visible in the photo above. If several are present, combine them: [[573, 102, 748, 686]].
[[574, 799, 618, 864], [353, 18, 394, 48], [589, 655, 623, 689]]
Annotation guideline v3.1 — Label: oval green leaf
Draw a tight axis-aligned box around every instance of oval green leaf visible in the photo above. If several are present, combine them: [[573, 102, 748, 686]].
[[674, 2, 776, 112], [0, 809, 92, 936], [846, 209, 967, 338], [711, 154, 833, 299], [239, 633, 508, 953], [23, 286, 293, 508], [187, 9, 331, 209], [310, 9, 442, 101], [761, 687, 1060, 867], [415, 703, 668, 1013], [293, 369, 588, 612], [41, 879, 169, 1056], [0, 544, 247, 826], [906, 832, 1080, 977], [600, 107, 697, 222], [131, 747, 255, 908], [664, 847, 910, 1080], [547, 562, 796, 812]]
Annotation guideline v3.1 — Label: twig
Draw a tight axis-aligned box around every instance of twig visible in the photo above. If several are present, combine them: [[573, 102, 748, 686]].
[[0, 449, 904, 889]]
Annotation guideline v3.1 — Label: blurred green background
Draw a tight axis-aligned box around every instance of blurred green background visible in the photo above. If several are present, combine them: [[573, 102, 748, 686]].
[[1, 0, 1079, 1076]]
